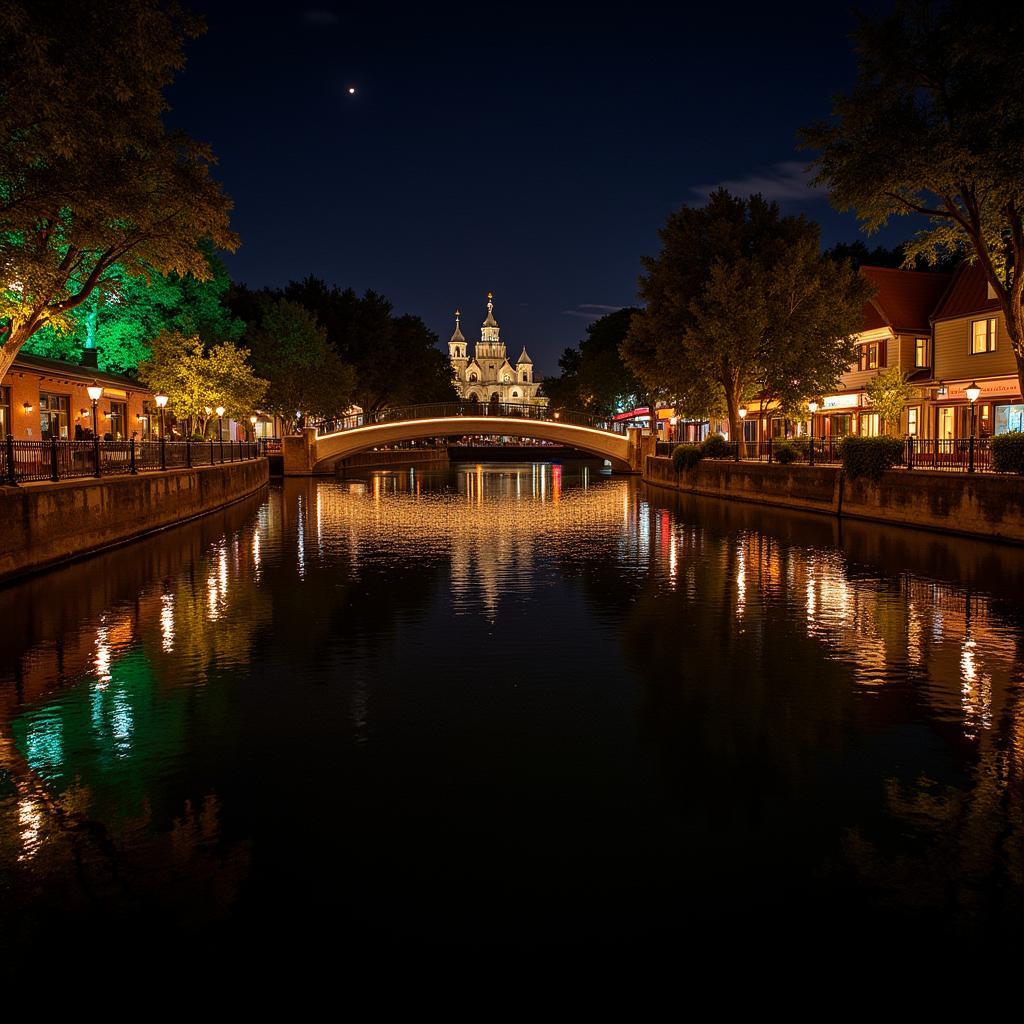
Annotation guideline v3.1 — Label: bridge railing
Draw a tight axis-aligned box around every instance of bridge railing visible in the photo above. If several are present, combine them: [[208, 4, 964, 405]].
[[315, 401, 630, 437]]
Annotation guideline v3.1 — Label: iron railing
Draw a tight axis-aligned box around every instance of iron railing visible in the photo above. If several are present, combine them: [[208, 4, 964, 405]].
[[315, 401, 630, 437], [1, 436, 260, 485], [655, 436, 999, 473]]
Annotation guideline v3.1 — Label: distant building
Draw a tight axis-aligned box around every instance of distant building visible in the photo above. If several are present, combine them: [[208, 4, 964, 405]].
[[448, 293, 547, 408]]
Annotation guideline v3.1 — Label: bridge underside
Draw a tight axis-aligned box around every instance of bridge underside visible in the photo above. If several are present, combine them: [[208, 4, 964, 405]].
[[283, 417, 646, 475]]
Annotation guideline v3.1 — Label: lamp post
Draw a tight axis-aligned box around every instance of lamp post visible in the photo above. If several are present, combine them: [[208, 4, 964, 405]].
[[249, 414, 257, 444], [738, 405, 747, 461], [216, 405, 226, 462], [87, 382, 103, 476], [808, 400, 819, 466], [155, 393, 168, 470], [966, 380, 981, 473]]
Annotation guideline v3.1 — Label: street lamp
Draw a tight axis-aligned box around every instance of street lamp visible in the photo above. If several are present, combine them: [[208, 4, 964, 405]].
[[966, 381, 980, 473], [155, 393, 168, 470], [808, 400, 819, 466], [250, 414, 258, 444], [87, 383, 103, 436], [216, 405, 226, 462]]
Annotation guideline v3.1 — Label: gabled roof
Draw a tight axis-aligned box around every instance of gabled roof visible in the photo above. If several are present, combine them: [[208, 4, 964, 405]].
[[931, 260, 1001, 322], [859, 266, 953, 334]]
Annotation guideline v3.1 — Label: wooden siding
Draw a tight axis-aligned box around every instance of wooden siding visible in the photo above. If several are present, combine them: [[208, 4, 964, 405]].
[[934, 311, 1017, 381]]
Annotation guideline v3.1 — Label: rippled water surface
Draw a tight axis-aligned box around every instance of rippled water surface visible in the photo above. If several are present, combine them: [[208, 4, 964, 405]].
[[3, 461, 1024, 961]]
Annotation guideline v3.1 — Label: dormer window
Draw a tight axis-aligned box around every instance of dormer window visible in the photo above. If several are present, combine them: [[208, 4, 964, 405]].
[[469, 373, 477, 382], [503, 373, 510, 382]]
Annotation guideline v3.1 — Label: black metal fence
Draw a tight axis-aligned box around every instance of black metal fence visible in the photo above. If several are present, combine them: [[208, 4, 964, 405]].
[[2, 435, 261, 485], [655, 436, 998, 473], [315, 401, 630, 437]]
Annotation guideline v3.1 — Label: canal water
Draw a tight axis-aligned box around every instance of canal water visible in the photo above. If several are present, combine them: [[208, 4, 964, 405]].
[[2, 460, 1024, 961]]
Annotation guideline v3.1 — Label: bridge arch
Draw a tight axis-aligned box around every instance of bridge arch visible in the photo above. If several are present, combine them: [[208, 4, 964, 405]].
[[283, 414, 644, 475]]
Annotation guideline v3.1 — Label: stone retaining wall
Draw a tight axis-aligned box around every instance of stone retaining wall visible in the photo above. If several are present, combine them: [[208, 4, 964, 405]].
[[644, 455, 1024, 543], [0, 459, 269, 581]]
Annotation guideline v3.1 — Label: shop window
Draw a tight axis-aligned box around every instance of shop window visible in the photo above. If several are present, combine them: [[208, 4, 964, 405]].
[[830, 414, 853, 438], [907, 406, 920, 437], [860, 412, 880, 437], [743, 420, 757, 443], [108, 400, 127, 440], [937, 407, 955, 440], [39, 392, 70, 439], [994, 403, 1024, 435]]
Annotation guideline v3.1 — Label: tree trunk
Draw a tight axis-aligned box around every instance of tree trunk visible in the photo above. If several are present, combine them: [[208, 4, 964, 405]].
[[723, 383, 742, 451]]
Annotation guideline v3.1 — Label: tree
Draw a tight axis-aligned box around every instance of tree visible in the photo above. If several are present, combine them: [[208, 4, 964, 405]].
[[138, 332, 267, 437], [0, 0, 237, 381], [280, 278, 456, 415], [802, 2, 1024, 398], [623, 190, 871, 440], [865, 367, 915, 435], [244, 296, 356, 424], [21, 248, 243, 374], [545, 308, 645, 418]]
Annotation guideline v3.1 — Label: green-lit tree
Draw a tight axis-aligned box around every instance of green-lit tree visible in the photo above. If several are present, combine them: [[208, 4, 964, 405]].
[[865, 367, 915, 435], [244, 297, 356, 424], [802, 2, 1024, 399], [22, 248, 243, 374], [623, 190, 871, 440], [0, 1, 237, 381], [138, 332, 267, 437]]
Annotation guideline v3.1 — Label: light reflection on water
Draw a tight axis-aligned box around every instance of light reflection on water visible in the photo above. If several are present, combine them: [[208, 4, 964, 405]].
[[1, 460, 1024, 957]]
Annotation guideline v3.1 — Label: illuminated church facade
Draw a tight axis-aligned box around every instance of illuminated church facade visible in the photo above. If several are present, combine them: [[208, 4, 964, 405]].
[[447, 293, 547, 408]]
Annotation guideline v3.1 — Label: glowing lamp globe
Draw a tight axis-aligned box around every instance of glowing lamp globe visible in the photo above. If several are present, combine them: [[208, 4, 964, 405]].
[[87, 383, 103, 402], [154, 393, 168, 408], [965, 382, 981, 404], [808, 400, 819, 414], [215, 406, 225, 418]]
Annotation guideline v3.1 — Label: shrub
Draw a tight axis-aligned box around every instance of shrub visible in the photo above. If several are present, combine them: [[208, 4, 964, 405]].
[[700, 432, 732, 459], [773, 441, 800, 465], [991, 431, 1024, 474], [672, 444, 704, 472], [840, 435, 904, 481]]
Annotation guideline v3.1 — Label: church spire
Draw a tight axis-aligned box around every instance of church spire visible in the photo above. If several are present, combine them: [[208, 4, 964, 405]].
[[483, 291, 498, 328], [450, 308, 465, 343]]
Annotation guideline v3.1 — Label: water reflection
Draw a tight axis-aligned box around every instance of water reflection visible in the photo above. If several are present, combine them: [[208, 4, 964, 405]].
[[2, 463, 1024, 956]]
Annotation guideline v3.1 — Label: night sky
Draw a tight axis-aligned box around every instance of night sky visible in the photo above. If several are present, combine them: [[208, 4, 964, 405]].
[[170, 0, 903, 375]]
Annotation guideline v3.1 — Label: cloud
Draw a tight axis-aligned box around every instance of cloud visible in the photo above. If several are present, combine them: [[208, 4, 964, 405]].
[[562, 303, 625, 319], [690, 160, 826, 203], [302, 9, 340, 25]]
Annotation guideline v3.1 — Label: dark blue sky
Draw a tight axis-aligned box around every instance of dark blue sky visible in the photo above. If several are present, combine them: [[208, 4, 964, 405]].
[[171, 0, 903, 375]]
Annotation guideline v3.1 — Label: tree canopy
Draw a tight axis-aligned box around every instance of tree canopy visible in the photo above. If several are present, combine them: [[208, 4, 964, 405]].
[[802, 1, 1024, 395], [865, 367, 915, 434], [278, 278, 456, 415], [21, 247, 243, 374], [138, 332, 267, 437], [0, 0, 237, 380], [623, 190, 871, 438], [543, 308, 645, 417], [242, 295, 356, 424]]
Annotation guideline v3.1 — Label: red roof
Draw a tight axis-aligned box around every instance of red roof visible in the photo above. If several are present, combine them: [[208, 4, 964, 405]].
[[931, 260, 1001, 321], [859, 266, 953, 333]]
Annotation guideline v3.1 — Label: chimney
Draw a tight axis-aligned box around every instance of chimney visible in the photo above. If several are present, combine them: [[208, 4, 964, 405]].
[[80, 346, 98, 369]]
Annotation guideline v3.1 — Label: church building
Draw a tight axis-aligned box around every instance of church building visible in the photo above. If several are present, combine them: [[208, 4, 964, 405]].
[[448, 293, 547, 408]]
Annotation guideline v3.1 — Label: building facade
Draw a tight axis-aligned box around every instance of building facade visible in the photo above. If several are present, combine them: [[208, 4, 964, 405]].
[[448, 294, 547, 408]]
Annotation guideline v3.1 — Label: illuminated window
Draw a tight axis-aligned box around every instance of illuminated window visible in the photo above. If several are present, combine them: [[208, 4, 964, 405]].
[[858, 342, 881, 371], [907, 406, 919, 436], [971, 318, 997, 354], [39, 392, 70, 439], [860, 412, 880, 437], [0, 385, 9, 436], [938, 407, 955, 439], [469, 373, 477, 382], [914, 338, 929, 367]]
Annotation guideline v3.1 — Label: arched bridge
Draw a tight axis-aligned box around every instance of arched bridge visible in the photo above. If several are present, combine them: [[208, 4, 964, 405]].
[[282, 401, 653, 475]]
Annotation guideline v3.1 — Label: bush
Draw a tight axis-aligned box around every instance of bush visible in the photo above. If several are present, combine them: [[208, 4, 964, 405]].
[[991, 431, 1024, 474], [672, 444, 704, 471], [700, 432, 732, 459], [773, 441, 800, 465], [840, 435, 904, 481]]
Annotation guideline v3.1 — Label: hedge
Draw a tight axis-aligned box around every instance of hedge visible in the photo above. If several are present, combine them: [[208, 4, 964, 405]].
[[991, 431, 1024, 474], [672, 444, 704, 471], [700, 433, 732, 459], [839, 436, 904, 481], [773, 441, 800, 465]]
